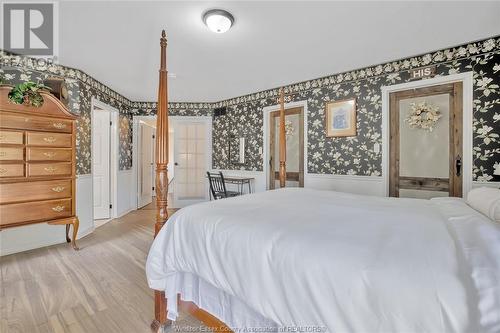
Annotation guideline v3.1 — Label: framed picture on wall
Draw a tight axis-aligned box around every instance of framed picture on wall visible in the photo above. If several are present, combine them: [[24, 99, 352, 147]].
[[325, 98, 357, 137]]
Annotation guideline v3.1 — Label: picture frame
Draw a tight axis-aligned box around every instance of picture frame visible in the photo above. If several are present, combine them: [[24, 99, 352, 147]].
[[325, 98, 357, 137]]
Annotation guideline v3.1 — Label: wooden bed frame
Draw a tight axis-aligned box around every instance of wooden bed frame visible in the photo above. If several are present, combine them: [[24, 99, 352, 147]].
[[151, 30, 287, 332]]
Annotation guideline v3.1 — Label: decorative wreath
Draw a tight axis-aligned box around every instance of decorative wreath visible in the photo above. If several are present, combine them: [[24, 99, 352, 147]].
[[285, 120, 295, 138], [404, 101, 442, 132]]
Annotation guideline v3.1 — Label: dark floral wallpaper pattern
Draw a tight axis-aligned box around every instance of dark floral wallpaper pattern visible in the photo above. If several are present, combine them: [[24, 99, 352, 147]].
[[209, 38, 500, 181], [1, 36, 499, 180]]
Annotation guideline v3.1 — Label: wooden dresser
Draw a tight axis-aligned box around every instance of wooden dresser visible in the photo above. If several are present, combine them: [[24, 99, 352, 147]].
[[0, 85, 79, 250]]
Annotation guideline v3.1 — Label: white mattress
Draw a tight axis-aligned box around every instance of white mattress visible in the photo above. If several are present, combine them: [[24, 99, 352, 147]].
[[146, 188, 500, 332]]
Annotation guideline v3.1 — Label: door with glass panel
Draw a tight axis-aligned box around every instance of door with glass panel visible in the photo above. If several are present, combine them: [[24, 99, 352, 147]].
[[173, 119, 210, 208], [269, 107, 304, 189], [389, 83, 463, 198]]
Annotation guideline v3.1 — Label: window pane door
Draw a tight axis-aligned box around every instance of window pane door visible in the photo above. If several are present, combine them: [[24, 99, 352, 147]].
[[173, 120, 209, 208]]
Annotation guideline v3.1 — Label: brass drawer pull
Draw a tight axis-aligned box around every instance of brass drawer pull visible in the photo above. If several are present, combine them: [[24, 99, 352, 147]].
[[43, 137, 57, 143], [44, 166, 57, 172], [0, 135, 5, 140], [52, 205, 65, 212], [0, 152, 6, 157], [51, 186, 65, 192], [43, 152, 56, 158], [0, 167, 6, 174], [53, 122, 66, 129]]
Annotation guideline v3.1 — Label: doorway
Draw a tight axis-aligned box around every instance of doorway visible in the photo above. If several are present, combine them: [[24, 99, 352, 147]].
[[138, 122, 156, 208], [172, 116, 212, 208], [91, 99, 118, 224], [269, 107, 304, 189], [389, 83, 463, 198], [133, 116, 174, 210]]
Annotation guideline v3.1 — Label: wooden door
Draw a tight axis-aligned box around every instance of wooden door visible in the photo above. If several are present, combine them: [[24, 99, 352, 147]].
[[92, 110, 111, 219], [389, 82, 463, 198], [269, 107, 304, 189]]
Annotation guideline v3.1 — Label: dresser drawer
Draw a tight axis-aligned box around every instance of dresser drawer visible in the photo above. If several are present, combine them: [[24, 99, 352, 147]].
[[27, 162, 72, 177], [0, 147, 24, 161], [0, 198, 72, 226], [0, 130, 23, 144], [0, 113, 72, 133], [0, 164, 24, 178], [0, 179, 72, 204], [27, 148, 72, 162], [26, 132, 72, 147]]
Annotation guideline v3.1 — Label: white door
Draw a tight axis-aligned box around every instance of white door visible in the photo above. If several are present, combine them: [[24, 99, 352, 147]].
[[138, 123, 155, 208], [173, 120, 210, 208], [92, 110, 111, 219]]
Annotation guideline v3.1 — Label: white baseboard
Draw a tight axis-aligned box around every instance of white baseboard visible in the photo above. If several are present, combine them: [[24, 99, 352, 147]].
[[305, 173, 385, 196], [472, 181, 500, 189], [210, 169, 386, 196], [117, 207, 135, 218]]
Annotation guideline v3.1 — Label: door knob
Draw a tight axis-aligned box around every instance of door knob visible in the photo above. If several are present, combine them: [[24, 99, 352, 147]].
[[455, 155, 462, 177], [174, 162, 179, 166]]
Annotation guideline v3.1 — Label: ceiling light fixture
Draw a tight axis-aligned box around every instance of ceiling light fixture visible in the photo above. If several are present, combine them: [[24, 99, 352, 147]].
[[203, 9, 234, 34]]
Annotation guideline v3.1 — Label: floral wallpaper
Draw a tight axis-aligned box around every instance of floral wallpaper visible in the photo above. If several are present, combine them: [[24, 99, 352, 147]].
[[210, 37, 500, 181], [0, 65, 134, 174], [2, 36, 499, 180]]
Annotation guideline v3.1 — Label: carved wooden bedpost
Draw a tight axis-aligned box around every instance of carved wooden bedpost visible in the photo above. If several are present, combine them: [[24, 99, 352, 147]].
[[279, 87, 286, 188], [152, 29, 169, 332]]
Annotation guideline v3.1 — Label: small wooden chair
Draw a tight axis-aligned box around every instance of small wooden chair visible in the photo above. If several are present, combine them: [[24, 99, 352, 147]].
[[207, 172, 240, 200]]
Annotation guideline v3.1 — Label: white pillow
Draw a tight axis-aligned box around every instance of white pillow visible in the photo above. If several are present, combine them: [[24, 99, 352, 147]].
[[466, 187, 500, 222]]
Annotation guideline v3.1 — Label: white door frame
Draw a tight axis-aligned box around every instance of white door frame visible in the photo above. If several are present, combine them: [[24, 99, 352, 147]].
[[132, 116, 157, 209], [90, 98, 119, 221], [137, 122, 156, 208], [381, 72, 473, 197], [262, 100, 308, 190], [171, 116, 213, 208]]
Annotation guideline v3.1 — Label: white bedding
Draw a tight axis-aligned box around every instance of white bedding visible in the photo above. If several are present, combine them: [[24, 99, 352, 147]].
[[146, 188, 500, 332]]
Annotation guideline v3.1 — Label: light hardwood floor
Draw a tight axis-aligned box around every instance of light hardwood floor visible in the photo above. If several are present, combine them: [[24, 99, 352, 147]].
[[1, 202, 204, 333]]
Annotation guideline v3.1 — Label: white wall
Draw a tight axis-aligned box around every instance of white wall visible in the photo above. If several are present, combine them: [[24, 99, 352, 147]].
[[117, 169, 136, 217], [211, 169, 385, 196], [0, 174, 94, 256]]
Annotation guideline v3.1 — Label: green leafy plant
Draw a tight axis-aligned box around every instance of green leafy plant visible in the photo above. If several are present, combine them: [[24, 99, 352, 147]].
[[8, 81, 51, 108]]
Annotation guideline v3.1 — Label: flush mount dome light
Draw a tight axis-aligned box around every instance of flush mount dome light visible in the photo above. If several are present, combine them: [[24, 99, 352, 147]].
[[203, 9, 234, 33]]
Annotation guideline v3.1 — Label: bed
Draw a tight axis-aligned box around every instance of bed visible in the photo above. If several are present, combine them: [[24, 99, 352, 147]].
[[147, 188, 500, 332], [148, 30, 500, 332]]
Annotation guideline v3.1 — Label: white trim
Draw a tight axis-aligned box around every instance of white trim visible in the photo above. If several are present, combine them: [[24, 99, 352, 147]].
[[381, 72, 474, 197], [472, 181, 500, 189], [91, 98, 119, 221], [262, 100, 308, 190], [0, 225, 94, 257], [306, 173, 383, 182], [94, 219, 111, 228], [132, 115, 158, 210], [117, 207, 135, 218]]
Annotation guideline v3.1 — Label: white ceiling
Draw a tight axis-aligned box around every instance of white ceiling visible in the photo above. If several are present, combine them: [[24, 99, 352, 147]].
[[58, 1, 500, 102]]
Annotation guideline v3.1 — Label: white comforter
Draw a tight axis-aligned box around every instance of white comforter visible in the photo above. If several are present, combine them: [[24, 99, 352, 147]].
[[146, 188, 500, 333]]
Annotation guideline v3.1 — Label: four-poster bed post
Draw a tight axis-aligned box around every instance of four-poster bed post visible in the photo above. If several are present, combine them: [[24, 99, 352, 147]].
[[278, 88, 287, 187], [152, 29, 169, 331], [150, 30, 288, 332]]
